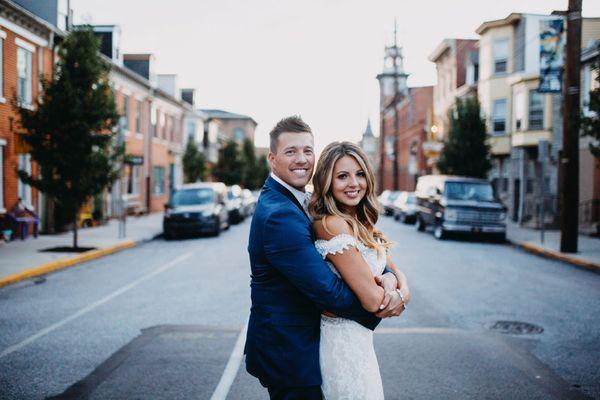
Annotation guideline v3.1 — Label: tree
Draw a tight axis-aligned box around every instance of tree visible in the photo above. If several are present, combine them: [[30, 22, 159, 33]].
[[214, 140, 242, 185], [581, 43, 600, 159], [182, 139, 206, 183], [437, 97, 491, 178], [240, 137, 259, 189], [16, 26, 120, 249], [255, 155, 270, 188]]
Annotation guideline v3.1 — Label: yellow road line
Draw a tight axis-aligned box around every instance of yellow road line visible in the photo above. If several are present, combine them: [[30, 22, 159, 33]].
[[0, 240, 137, 288]]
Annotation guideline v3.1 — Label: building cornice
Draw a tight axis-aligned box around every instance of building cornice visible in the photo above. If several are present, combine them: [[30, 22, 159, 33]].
[[475, 13, 522, 35], [0, 0, 63, 41]]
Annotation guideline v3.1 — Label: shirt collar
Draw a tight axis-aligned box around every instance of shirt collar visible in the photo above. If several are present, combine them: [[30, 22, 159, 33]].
[[270, 172, 308, 206]]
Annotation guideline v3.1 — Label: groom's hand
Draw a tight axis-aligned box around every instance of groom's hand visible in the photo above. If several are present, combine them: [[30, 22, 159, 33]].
[[375, 291, 405, 318]]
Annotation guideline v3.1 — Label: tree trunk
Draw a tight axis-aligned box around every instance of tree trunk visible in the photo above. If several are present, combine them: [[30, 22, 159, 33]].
[[73, 209, 78, 249]]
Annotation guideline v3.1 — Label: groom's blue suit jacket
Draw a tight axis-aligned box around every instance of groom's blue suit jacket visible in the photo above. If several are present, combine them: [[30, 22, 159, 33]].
[[244, 176, 381, 388]]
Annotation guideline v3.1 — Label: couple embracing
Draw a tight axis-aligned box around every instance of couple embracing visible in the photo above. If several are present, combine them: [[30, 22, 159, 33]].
[[245, 116, 411, 400]]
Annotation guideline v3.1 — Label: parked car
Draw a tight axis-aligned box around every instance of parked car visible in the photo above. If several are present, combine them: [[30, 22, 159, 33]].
[[241, 189, 256, 217], [163, 182, 229, 239], [226, 185, 245, 224], [392, 191, 417, 224], [378, 190, 401, 216], [414, 175, 507, 241]]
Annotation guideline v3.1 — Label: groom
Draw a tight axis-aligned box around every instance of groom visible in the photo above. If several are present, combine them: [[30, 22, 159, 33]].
[[245, 116, 405, 399]]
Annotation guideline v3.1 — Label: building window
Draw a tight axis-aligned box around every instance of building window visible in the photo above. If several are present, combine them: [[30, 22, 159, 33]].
[[528, 90, 544, 130], [493, 38, 508, 74], [18, 154, 32, 206], [161, 114, 166, 140], [187, 121, 196, 142], [492, 99, 507, 135], [234, 127, 246, 141], [170, 115, 175, 141], [0, 36, 4, 99], [135, 100, 142, 133], [152, 166, 165, 195], [127, 164, 141, 195], [120, 94, 129, 132], [17, 47, 33, 105], [0, 142, 4, 210]]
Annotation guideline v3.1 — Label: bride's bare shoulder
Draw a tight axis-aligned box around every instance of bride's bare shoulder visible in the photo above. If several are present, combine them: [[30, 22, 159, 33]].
[[313, 215, 352, 240]]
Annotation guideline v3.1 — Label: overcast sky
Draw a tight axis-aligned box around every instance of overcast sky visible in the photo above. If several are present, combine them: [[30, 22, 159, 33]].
[[72, 0, 600, 152]]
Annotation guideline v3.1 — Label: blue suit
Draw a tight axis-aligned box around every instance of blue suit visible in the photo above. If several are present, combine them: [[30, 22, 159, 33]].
[[244, 176, 381, 389]]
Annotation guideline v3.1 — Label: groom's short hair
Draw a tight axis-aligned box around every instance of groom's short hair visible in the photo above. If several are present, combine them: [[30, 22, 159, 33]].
[[269, 116, 313, 153]]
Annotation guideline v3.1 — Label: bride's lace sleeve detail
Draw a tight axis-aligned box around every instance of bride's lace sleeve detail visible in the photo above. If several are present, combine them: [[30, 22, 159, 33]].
[[314, 234, 359, 259]]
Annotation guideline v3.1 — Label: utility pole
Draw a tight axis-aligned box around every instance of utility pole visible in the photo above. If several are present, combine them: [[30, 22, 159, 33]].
[[392, 20, 400, 191], [560, 0, 582, 253]]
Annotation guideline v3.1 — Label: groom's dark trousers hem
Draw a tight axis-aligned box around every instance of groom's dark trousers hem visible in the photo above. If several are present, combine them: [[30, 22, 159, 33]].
[[267, 385, 323, 400]]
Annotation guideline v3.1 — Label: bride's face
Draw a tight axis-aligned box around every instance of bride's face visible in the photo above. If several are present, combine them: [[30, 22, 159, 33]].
[[331, 155, 367, 211]]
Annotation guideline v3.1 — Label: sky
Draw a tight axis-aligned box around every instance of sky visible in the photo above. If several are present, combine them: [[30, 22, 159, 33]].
[[72, 0, 600, 153]]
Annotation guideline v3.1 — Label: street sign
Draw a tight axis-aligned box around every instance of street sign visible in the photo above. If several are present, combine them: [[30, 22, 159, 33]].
[[125, 155, 144, 165]]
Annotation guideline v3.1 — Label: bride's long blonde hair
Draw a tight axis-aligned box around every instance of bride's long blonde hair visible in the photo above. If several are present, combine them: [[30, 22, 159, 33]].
[[308, 141, 391, 255]]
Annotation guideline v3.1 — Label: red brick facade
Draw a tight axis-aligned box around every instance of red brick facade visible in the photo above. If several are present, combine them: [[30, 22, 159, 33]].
[[379, 86, 433, 192], [0, 15, 55, 216]]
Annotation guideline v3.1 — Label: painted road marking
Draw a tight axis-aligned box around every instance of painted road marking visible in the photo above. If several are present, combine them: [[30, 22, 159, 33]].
[[0, 252, 194, 359], [210, 318, 249, 400]]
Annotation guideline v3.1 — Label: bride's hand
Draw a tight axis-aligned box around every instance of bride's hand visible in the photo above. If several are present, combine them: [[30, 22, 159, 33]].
[[374, 273, 397, 292]]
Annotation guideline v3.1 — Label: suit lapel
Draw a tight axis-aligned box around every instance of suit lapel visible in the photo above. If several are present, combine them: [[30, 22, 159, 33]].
[[265, 176, 311, 222]]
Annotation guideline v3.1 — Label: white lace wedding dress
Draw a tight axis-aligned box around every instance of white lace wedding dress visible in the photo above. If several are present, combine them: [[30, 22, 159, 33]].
[[315, 234, 386, 400]]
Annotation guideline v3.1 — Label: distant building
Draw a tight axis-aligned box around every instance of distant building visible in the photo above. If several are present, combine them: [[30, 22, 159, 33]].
[[580, 40, 600, 234], [0, 0, 61, 231], [358, 119, 379, 174], [476, 13, 600, 227], [427, 38, 479, 169], [199, 109, 257, 146], [376, 29, 432, 192]]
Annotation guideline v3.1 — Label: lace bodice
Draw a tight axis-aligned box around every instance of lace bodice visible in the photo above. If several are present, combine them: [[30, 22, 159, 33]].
[[314, 233, 386, 277], [314, 233, 386, 399]]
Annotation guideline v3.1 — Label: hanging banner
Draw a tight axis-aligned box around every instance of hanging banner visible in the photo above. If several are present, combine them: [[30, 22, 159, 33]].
[[539, 18, 565, 93]]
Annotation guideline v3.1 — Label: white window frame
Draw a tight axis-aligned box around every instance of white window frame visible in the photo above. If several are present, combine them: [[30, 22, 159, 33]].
[[492, 99, 507, 135], [528, 90, 545, 131], [0, 139, 5, 211], [121, 94, 130, 134], [16, 44, 33, 107], [18, 153, 32, 207], [0, 30, 5, 103], [493, 38, 509, 75]]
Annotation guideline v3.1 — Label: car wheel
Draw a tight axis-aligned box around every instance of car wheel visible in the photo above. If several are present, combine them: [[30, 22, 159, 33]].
[[416, 215, 426, 232], [164, 230, 174, 240], [492, 232, 506, 243], [394, 213, 400, 221], [212, 220, 221, 237], [400, 213, 407, 224], [433, 223, 446, 240]]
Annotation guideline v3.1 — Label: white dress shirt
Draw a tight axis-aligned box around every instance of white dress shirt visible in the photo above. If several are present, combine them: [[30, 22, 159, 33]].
[[270, 173, 311, 216]]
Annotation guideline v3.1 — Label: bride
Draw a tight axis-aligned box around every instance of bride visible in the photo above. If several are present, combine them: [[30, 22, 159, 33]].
[[308, 141, 411, 399]]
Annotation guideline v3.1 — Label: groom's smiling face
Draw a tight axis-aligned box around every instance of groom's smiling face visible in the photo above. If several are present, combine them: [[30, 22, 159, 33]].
[[268, 131, 315, 191]]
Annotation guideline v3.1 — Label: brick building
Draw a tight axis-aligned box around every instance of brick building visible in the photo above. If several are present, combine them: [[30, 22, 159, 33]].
[[0, 0, 60, 228], [427, 38, 479, 170], [376, 32, 433, 192]]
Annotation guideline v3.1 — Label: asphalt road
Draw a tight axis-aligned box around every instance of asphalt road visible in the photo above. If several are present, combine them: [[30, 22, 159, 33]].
[[1, 215, 599, 399]]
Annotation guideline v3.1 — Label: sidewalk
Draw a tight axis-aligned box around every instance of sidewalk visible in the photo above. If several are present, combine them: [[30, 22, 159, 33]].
[[0, 213, 163, 285], [506, 220, 600, 272]]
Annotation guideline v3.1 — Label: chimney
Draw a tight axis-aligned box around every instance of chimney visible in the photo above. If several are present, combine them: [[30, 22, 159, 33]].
[[123, 53, 156, 85], [91, 25, 122, 64], [157, 74, 179, 99], [181, 88, 196, 107]]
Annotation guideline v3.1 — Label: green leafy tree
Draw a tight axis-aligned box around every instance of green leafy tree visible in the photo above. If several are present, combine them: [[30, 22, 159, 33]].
[[15, 26, 120, 248], [182, 139, 206, 183], [241, 137, 259, 189], [255, 155, 271, 188], [581, 43, 600, 159], [214, 140, 242, 185], [437, 97, 491, 178]]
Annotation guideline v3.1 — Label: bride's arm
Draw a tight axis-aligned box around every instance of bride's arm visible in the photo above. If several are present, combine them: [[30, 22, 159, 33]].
[[314, 216, 385, 313], [383, 254, 411, 305]]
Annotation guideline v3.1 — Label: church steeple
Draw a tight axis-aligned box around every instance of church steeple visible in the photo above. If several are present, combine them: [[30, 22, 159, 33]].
[[363, 118, 373, 137], [377, 20, 409, 105]]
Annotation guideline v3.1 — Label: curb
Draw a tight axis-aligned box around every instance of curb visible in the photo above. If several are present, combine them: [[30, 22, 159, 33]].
[[510, 240, 600, 273], [0, 239, 138, 289]]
